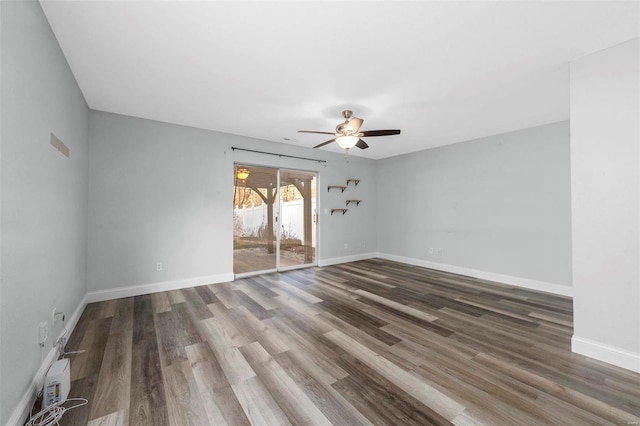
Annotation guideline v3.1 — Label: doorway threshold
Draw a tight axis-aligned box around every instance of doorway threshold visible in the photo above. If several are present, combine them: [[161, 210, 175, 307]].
[[234, 268, 278, 279]]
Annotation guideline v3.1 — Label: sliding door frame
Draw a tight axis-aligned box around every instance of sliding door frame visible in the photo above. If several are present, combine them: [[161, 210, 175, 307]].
[[233, 162, 319, 278]]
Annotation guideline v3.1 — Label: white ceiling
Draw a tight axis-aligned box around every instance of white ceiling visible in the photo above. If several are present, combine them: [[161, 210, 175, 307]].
[[40, 1, 639, 159]]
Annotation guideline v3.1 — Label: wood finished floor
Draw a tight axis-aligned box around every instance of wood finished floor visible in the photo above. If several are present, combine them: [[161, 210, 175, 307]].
[[60, 259, 640, 425], [233, 248, 310, 275]]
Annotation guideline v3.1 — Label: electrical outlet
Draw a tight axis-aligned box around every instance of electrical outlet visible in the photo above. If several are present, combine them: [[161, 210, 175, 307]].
[[52, 308, 58, 325], [429, 247, 434, 254], [38, 322, 48, 346], [156, 262, 163, 271], [344, 243, 348, 249]]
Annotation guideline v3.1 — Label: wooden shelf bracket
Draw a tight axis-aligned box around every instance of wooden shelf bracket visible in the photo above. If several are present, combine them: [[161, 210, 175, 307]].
[[347, 179, 360, 186], [331, 209, 348, 215], [346, 200, 362, 206], [328, 185, 347, 193]]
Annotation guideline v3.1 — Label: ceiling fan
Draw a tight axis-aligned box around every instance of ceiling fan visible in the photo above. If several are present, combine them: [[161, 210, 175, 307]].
[[298, 110, 401, 152]]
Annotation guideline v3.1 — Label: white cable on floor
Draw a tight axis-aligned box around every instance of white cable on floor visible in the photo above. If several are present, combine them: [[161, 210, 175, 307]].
[[28, 313, 89, 425], [26, 398, 88, 426]]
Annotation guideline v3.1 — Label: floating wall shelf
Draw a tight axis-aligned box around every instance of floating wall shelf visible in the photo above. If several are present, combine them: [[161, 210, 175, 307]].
[[328, 185, 347, 193], [329, 179, 360, 215]]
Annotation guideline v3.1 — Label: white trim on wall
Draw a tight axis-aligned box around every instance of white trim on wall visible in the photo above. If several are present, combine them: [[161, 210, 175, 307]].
[[9, 273, 232, 425], [572, 336, 640, 373], [8, 255, 639, 426], [375, 252, 573, 297], [86, 273, 235, 303], [7, 295, 88, 426], [318, 252, 378, 267]]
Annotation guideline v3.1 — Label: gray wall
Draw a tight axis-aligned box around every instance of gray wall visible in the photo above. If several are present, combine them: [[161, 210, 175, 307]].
[[570, 38, 639, 370], [88, 111, 377, 293], [376, 121, 572, 288], [2, 4, 634, 421], [0, 1, 90, 423]]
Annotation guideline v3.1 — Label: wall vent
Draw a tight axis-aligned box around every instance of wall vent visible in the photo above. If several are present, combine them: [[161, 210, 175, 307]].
[[50, 133, 70, 158]]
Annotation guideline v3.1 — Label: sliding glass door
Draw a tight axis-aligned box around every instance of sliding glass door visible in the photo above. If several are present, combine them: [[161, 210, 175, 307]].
[[233, 164, 317, 276], [278, 169, 316, 270]]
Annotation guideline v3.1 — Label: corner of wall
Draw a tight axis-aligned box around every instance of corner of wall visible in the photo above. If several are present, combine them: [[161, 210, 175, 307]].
[[6, 295, 87, 426], [376, 252, 573, 297], [86, 273, 234, 303], [571, 336, 640, 373]]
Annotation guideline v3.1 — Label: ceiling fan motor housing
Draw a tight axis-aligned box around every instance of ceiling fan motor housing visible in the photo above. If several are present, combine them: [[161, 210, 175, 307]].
[[336, 123, 351, 135], [337, 110, 361, 135], [298, 109, 400, 150]]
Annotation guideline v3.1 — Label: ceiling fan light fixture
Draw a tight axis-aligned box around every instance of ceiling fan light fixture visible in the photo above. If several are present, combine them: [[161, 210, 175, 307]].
[[236, 168, 250, 180], [299, 110, 400, 152], [336, 135, 359, 149]]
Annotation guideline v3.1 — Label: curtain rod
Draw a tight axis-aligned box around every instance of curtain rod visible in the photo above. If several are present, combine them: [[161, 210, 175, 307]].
[[231, 147, 327, 163]]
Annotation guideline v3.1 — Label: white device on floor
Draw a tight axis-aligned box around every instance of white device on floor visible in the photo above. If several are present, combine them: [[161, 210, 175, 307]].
[[43, 358, 70, 408]]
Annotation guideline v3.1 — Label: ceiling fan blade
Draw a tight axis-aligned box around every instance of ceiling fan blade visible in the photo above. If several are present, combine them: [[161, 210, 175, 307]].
[[345, 117, 364, 133], [298, 130, 335, 135], [360, 129, 401, 137], [313, 138, 336, 149], [356, 139, 369, 149]]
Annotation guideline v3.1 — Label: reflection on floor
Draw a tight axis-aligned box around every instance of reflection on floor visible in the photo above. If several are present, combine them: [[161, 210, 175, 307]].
[[233, 248, 314, 274], [55, 259, 640, 425]]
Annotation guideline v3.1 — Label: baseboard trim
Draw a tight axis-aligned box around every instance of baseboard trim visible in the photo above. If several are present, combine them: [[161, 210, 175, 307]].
[[86, 273, 235, 303], [572, 336, 640, 373], [375, 252, 573, 297], [9, 273, 235, 424], [7, 294, 88, 426], [318, 252, 377, 267]]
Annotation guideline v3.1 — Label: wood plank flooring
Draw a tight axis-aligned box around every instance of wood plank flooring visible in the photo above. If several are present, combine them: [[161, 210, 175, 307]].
[[233, 248, 310, 275], [59, 259, 640, 425]]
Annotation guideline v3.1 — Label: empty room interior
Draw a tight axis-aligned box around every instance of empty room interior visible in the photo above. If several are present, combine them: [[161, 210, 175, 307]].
[[1, 1, 639, 425]]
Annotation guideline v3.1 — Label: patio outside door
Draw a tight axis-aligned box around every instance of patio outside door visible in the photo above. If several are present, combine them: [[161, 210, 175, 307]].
[[233, 164, 317, 276]]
